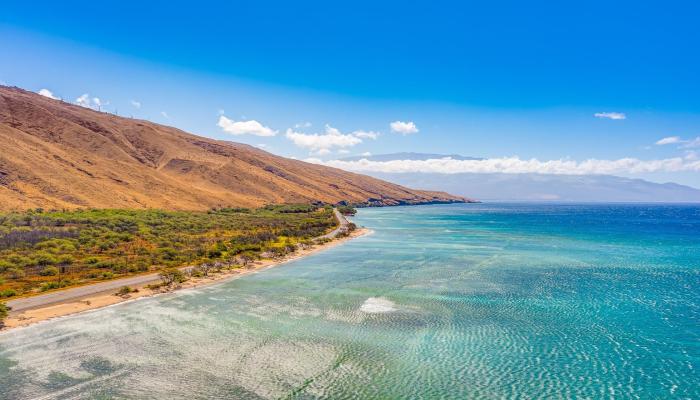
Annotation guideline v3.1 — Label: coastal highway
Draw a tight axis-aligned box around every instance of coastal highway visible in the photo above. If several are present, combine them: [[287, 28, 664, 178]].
[[318, 208, 350, 240], [6, 208, 351, 313]]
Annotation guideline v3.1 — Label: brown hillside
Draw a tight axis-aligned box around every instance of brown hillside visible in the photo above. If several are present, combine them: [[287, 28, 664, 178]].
[[0, 86, 466, 210]]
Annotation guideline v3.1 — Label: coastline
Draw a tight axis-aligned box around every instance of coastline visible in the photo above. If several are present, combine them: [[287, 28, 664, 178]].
[[2, 227, 370, 332]]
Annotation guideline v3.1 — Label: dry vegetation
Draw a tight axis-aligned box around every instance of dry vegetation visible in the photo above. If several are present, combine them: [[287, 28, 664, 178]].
[[0, 86, 465, 210]]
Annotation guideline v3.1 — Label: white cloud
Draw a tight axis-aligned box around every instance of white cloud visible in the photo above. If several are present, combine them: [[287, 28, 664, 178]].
[[681, 137, 700, 149], [390, 120, 419, 134], [353, 130, 379, 139], [655, 136, 681, 145], [217, 115, 277, 137], [256, 143, 268, 149], [131, 100, 141, 109], [305, 156, 700, 175], [38, 89, 59, 100], [295, 121, 312, 128], [75, 94, 91, 107], [594, 112, 626, 120], [285, 124, 362, 154], [361, 152, 372, 157], [655, 135, 700, 148], [338, 149, 350, 154], [161, 111, 170, 119], [75, 93, 107, 110]]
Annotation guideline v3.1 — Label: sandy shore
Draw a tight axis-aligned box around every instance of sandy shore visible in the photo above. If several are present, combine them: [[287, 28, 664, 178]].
[[2, 228, 370, 331]]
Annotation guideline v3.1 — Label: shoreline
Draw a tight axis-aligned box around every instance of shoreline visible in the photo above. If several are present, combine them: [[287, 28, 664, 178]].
[[2, 227, 370, 332]]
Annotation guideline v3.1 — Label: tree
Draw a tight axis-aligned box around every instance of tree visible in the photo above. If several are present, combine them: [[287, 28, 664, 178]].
[[0, 302, 10, 329], [197, 263, 215, 276], [158, 268, 186, 286]]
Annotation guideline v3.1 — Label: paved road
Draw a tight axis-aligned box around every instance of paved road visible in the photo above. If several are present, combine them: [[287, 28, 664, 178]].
[[6, 208, 350, 313], [318, 208, 350, 240], [6, 272, 164, 312]]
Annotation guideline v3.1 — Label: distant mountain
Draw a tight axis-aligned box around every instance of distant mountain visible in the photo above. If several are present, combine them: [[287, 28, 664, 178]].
[[0, 86, 465, 210], [341, 152, 482, 162], [339, 154, 700, 203], [370, 173, 700, 202]]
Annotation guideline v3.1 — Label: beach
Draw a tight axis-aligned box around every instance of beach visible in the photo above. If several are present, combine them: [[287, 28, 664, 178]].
[[2, 227, 369, 331]]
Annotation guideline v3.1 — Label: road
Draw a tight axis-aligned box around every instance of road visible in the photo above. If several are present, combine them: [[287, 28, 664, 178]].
[[6, 208, 351, 313], [318, 208, 350, 240]]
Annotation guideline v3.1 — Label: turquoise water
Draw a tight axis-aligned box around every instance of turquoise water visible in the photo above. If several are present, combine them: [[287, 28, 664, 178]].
[[1, 203, 699, 399]]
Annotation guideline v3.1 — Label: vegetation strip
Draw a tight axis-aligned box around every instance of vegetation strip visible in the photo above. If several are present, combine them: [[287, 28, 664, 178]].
[[0, 205, 357, 328]]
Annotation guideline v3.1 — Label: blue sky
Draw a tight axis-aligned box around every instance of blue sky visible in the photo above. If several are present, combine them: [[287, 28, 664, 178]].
[[1, 1, 699, 186]]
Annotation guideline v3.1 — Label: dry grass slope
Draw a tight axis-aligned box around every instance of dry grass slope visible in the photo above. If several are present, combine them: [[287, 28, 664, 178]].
[[0, 86, 466, 210]]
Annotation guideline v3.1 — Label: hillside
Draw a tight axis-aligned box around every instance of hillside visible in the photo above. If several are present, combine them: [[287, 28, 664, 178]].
[[0, 86, 465, 210]]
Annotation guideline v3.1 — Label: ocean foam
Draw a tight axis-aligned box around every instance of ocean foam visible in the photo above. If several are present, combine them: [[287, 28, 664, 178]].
[[360, 297, 396, 313]]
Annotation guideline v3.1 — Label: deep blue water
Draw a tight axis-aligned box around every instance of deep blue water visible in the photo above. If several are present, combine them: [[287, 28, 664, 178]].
[[1, 203, 699, 399]]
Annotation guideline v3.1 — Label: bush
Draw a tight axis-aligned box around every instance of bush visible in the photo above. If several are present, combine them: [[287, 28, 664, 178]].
[[39, 266, 59, 276], [0, 302, 10, 328], [40, 280, 71, 292], [34, 252, 58, 266], [7, 268, 25, 280], [158, 268, 186, 286], [0, 289, 17, 298], [116, 286, 138, 296], [0, 260, 12, 273], [337, 205, 357, 215]]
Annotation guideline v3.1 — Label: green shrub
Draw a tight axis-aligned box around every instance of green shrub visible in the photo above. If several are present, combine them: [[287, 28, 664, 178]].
[[7, 268, 25, 280], [116, 286, 138, 296], [0, 289, 17, 298], [0, 260, 12, 273], [39, 280, 71, 292], [158, 268, 186, 286], [0, 302, 10, 328], [34, 252, 58, 266], [39, 266, 59, 276]]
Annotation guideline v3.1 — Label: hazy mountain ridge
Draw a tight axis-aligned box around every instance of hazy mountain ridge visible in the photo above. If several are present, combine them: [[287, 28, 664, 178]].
[[341, 153, 700, 202], [341, 152, 482, 161], [0, 87, 465, 210]]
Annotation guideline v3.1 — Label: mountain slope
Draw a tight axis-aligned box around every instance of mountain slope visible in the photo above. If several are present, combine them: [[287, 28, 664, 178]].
[[0, 86, 465, 210]]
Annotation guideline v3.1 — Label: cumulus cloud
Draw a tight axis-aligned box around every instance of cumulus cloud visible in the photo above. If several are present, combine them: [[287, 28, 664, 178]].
[[160, 111, 170, 119], [390, 120, 419, 134], [75, 94, 107, 110], [285, 124, 362, 154], [361, 151, 372, 157], [217, 115, 277, 137], [131, 100, 141, 109], [305, 156, 700, 175], [594, 112, 626, 120], [353, 130, 379, 139], [38, 89, 59, 100], [75, 94, 91, 107], [295, 121, 312, 128]]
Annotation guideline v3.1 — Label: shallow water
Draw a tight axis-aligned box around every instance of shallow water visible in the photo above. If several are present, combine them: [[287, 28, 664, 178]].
[[1, 203, 699, 399]]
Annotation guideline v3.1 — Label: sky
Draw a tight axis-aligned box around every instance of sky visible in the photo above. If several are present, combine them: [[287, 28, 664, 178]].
[[1, 1, 700, 187]]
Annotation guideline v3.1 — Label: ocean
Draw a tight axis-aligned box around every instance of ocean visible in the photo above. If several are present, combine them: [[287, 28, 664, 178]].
[[1, 203, 698, 399]]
